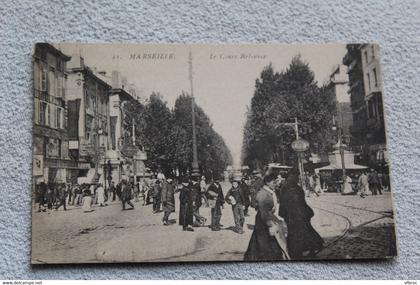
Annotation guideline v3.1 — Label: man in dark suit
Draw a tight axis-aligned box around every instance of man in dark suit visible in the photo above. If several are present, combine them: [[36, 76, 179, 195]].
[[121, 180, 134, 211], [152, 180, 162, 213], [179, 177, 194, 232], [206, 176, 225, 231], [191, 175, 206, 226], [161, 177, 175, 225], [55, 183, 67, 211]]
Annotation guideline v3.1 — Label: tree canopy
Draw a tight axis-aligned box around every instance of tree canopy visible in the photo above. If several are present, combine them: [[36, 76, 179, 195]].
[[123, 92, 232, 179], [241, 56, 337, 170]]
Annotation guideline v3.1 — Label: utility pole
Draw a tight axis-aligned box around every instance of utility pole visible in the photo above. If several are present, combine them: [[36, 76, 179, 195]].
[[280, 117, 306, 188], [333, 115, 347, 186], [188, 51, 200, 177], [132, 117, 136, 146], [132, 117, 136, 183]]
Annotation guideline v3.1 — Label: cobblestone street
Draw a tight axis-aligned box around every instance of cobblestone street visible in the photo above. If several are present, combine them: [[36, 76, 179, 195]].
[[310, 192, 397, 259], [31, 185, 397, 263]]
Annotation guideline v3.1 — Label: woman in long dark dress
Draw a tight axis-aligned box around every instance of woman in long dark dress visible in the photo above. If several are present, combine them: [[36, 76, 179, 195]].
[[244, 173, 289, 261], [179, 177, 194, 232], [278, 166, 324, 259]]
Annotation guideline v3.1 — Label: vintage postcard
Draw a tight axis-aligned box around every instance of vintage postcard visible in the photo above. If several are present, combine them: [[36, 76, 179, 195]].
[[31, 43, 397, 263]]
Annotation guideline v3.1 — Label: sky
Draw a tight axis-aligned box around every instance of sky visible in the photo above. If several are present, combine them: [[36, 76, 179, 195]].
[[56, 43, 347, 168]]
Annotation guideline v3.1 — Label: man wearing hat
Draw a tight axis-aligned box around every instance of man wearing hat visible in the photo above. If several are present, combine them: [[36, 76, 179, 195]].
[[55, 183, 67, 211], [161, 176, 175, 225], [240, 177, 251, 216], [250, 170, 264, 209], [152, 179, 162, 213], [225, 174, 246, 234], [121, 180, 134, 211], [206, 175, 225, 231]]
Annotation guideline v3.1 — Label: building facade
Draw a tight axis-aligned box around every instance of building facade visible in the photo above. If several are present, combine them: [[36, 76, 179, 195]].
[[97, 70, 139, 182], [328, 64, 353, 139], [343, 44, 388, 169], [66, 56, 111, 184], [107, 88, 135, 182], [32, 43, 73, 185], [360, 44, 387, 168]]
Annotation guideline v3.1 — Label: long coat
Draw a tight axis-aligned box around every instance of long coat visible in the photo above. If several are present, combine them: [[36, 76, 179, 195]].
[[240, 181, 251, 208], [179, 185, 194, 227], [153, 183, 162, 199], [249, 177, 264, 208], [56, 185, 67, 200], [161, 181, 175, 212], [278, 167, 324, 259], [244, 186, 288, 261], [121, 184, 132, 201]]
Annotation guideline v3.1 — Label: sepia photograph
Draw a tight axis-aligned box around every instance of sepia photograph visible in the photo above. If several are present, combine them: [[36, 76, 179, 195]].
[[31, 43, 397, 264]]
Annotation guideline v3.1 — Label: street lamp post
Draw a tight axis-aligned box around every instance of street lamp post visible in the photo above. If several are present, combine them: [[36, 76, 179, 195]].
[[332, 115, 347, 189], [132, 118, 136, 183], [280, 117, 308, 188], [188, 51, 200, 177]]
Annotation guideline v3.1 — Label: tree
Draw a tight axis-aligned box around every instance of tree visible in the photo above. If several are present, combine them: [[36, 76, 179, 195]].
[[242, 56, 337, 169], [172, 93, 232, 178], [123, 92, 232, 179], [123, 93, 174, 174]]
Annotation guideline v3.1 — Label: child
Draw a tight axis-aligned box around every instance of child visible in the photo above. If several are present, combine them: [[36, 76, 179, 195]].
[[225, 177, 246, 234]]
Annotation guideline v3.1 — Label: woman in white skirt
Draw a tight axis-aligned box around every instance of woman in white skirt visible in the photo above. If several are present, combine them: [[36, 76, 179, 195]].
[[82, 189, 93, 212], [96, 183, 106, 206]]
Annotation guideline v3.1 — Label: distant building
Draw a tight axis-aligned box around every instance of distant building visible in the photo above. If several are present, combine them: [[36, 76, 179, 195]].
[[111, 70, 145, 103], [343, 44, 387, 169], [360, 44, 387, 168], [327, 64, 353, 139], [96, 70, 139, 182], [66, 56, 111, 184], [32, 43, 72, 184], [107, 87, 135, 182]]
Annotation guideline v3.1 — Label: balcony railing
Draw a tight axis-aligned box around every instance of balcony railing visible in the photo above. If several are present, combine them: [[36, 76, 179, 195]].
[[34, 89, 65, 108]]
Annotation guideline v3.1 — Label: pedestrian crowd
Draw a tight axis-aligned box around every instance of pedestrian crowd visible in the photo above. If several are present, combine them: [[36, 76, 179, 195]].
[[301, 168, 389, 198], [34, 165, 327, 261]]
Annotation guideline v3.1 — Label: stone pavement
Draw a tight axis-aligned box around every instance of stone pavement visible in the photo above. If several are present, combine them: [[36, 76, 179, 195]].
[[31, 186, 397, 263], [308, 192, 397, 259]]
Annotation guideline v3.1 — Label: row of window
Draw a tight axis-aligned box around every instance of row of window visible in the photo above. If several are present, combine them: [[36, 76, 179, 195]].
[[34, 98, 65, 129], [367, 96, 383, 120], [85, 87, 109, 116], [366, 67, 379, 90], [36, 49, 66, 73], [34, 61, 66, 98], [364, 45, 375, 64]]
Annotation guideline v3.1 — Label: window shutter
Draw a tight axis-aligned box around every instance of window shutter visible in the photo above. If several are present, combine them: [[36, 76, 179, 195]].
[[34, 98, 39, 124], [48, 71, 54, 96], [41, 69, 47, 91], [51, 105, 56, 128], [61, 108, 65, 129], [45, 104, 49, 127], [58, 77, 62, 98]]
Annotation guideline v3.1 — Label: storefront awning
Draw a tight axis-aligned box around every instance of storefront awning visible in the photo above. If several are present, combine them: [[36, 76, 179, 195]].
[[316, 163, 368, 171]]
